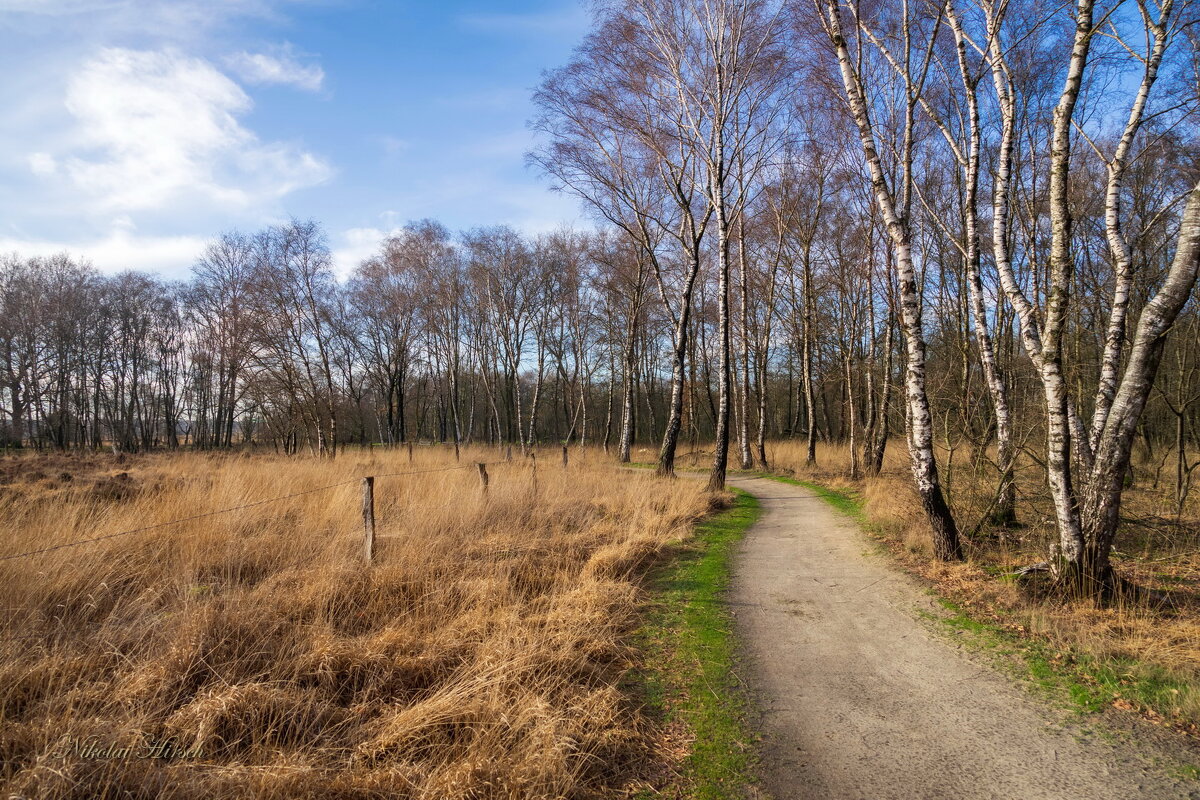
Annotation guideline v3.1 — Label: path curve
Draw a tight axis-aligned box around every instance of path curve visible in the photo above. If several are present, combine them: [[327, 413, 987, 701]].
[[727, 476, 1198, 800]]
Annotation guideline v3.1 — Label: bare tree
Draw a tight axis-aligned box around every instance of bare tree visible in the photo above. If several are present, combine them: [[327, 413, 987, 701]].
[[818, 0, 964, 559]]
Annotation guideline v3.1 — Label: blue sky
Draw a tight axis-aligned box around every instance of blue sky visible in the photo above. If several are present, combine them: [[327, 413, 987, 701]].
[[0, 0, 591, 277]]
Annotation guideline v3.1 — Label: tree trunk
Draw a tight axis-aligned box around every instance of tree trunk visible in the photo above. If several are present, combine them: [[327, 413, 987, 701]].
[[824, 0, 962, 559], [708, 168, 733, 492], [737, 232, 754, 469], [802, 245, 818, 467], [656, 252, 702, 477], [1072, 180, 1200, 593]]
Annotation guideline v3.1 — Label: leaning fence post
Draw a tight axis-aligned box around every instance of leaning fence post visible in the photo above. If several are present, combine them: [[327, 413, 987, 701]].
[[477, 462, 489, 496], [362, 476, 376, 564]]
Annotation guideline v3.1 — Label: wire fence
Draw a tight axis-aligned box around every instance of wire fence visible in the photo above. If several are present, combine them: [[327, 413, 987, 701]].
[[0, 461, 511, 564], [0, 448, 583, 643]]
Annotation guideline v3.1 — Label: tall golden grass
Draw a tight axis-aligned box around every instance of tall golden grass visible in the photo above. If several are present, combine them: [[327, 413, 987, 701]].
[[0, 446, 711, 798], [768, 438, 1200, 727]]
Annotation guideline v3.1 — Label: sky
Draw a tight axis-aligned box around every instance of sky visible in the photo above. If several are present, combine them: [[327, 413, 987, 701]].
[[0, 0, 592, 278]]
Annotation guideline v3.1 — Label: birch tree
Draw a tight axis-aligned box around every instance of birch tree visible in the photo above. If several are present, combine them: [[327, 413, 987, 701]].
[[819, 0, 964, 560], [982, 0, 1199, 593]]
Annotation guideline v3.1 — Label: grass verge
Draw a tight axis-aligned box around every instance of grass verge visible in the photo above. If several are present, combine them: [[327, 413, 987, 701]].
[[754, 473, 863, 520], [631, 488, 762, 799], [930, 596, 1196, 719]]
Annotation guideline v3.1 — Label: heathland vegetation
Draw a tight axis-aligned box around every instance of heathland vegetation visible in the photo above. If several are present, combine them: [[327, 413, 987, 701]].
[[2, 0, 1200, 794], [3, 0, 1198, 599], [0, 447, 716, 797]]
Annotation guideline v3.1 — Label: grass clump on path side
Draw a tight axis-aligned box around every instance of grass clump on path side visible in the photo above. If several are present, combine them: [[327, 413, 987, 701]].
[[631, 488, 762, 799], [755, 473, 862, 520]]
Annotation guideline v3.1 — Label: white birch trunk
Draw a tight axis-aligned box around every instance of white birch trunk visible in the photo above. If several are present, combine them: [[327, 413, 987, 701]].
[[1078, 180, 1200, 590], [1088, 0, 1173, 454], [823, 0, 961, 559]]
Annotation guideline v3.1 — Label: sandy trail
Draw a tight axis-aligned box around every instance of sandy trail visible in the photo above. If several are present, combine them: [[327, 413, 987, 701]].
[[727, 476, 1198, 800]]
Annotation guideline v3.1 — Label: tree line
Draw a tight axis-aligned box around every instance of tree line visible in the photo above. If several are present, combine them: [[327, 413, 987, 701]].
[[0, 220, 775, 458], [2, 0, 1198, 595]]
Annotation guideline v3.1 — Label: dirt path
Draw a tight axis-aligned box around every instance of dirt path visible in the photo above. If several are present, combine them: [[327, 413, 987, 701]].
[[727, 476, 1199, 800]]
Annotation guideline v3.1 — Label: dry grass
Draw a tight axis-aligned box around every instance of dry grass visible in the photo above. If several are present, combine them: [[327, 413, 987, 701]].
[[0, 446, 711, 799], [767, 438, 1200, 732]]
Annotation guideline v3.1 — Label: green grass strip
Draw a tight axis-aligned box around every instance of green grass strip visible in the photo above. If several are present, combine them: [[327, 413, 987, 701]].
[[633, 488, 762, 799], [754, 473, 863, 520]]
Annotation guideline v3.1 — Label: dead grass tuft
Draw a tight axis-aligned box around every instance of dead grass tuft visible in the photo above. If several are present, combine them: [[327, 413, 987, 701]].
[[0, 446, 709, 798]]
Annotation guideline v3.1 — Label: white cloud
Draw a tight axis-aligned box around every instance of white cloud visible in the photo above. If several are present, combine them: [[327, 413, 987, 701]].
[[28, 152, 56, 175], [43, 47, 331, 212], [330, 183, 589, 278], [331, 224, 398, 277], [226, 48, 324, 92], [0, 228, 208, 277]]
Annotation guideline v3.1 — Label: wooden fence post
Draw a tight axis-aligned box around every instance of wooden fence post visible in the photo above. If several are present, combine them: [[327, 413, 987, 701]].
[[477, 462, 489, 495], [561, 445, 568, 469], [454, 440, 461, 462], [529, 451, 538, 496], [362, 476, 376, 564], [506, 445, 512, 462], [407, 441, 413, 463]]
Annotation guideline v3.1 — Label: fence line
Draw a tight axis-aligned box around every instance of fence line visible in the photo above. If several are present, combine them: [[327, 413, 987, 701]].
[[0, 461, 508, 563], [0, 450, 578, 642]]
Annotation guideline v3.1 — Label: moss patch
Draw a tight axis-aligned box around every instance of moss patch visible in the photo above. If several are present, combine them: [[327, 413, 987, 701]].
[[631, 488, 762, 799]]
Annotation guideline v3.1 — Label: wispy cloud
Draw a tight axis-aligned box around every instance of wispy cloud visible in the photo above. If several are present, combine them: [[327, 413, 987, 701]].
[[27, 152, 56, 175], [37, 47, 331, 212], [377, 135, 409, 155], [331, 224, 400, 277], [0, 1, 118, 12], [0, 1, 286, 42], [0, 227, 209, 277], [226, 46, 324, 92]]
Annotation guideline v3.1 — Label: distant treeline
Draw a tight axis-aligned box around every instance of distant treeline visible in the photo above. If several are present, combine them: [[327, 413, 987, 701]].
[[0, 219, 813, 457]]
